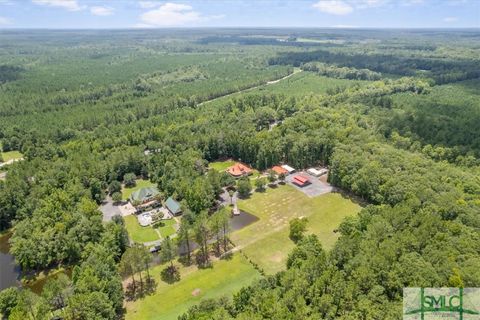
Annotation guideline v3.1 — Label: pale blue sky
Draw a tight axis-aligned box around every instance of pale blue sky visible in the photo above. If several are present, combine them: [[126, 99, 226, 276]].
[[0, 0, 478, 29]]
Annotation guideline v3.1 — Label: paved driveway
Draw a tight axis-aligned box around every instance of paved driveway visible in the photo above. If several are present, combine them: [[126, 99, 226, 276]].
[[99, 196, 136, 222], [99, 197, 121, 222], [118, 202, 136, 216], [286, 171, 333, 197], [219, 187, 238, 206]]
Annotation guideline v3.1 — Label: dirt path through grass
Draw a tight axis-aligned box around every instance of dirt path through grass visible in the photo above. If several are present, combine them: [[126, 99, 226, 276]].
[[198, 69, 302, 106]]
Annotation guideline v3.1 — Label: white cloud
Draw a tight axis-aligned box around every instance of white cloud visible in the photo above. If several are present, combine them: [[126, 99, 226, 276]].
[[356, 0, 387, 8], [0, 16, 11, 25], [139, 1, 160, 9], [90, 6, 114, 16], [312, 1, 353, 15], [32, 0, 83, 11], [400, 0, 425, 6], [443, 16, 458, 23], [140, 2, 218, 27]]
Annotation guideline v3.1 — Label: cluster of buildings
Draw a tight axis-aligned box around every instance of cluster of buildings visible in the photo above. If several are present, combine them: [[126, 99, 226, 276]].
[[128, 161, 328, 228], [129, 186, 182, 226], [224, 161, 327, 188]]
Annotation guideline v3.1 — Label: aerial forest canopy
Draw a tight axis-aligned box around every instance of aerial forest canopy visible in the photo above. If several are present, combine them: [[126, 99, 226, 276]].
[[0, 29, 479, 319]]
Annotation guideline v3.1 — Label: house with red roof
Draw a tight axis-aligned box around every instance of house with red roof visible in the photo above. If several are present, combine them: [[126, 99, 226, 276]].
[[292, 175, 310, 187], [227, 162, 253, 178], [271, 165, 288, 175]]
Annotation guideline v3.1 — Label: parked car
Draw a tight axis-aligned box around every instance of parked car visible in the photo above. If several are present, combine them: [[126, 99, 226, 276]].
[[149, 245, 161, 253]]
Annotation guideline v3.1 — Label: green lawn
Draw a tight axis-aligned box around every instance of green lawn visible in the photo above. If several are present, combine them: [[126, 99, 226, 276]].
[[233, 185, 361, 274], [124, 215, 160, 243], [159, 219, 177, 238], [125, 254, 261, 320], [122, 179, 156, 200], [0, 150, 23, 162], [249, 170, 261, 182], [254, 72, 369, 97], [208, 159, 236, 172]]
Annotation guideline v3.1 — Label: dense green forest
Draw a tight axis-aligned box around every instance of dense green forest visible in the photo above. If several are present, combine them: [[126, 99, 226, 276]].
[[0, 29, 479, 319]]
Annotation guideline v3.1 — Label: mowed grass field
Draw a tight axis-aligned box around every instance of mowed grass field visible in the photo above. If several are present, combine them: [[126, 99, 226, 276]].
[[159, 219, 177, 238], [209, 159, 236, 172], [125, 254, 261, 320], [122, 179, 156, 200], [0, 150, 23, 162], [233, 185, 361, 274], [124, 215, 160, 243], [253, 72, 369, 96]]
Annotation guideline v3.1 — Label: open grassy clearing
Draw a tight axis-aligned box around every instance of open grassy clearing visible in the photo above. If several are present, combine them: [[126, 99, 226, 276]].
[[125, 254, 261, 320], [0, 150, 23, 163], [240, 227, 294, 274], [233, 185, 361, 274], [159, 219, 177, 238], [124, 215, 160, 243], [254, 72, 369, 96], [209, 159, 236, 172], [204, 71, 370, 109], [122, 179, 156, 200]]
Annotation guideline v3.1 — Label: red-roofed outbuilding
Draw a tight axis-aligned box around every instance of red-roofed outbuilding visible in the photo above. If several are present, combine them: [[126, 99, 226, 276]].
[[271, 166, 288, 175], [292, 175, 310, 187]]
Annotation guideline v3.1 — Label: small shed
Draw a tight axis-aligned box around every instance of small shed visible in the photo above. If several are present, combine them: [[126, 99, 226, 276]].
[[165, 197, 182, 216], [271, 165, 288, 175], [281, 164, 296, 174], [307, 168, 328, 177]]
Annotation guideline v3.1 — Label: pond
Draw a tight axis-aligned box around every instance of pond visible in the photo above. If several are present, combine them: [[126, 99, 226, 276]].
[[175, 211, 259, 257], [0, 232, 20, 291], [230, 211, 259, 232]]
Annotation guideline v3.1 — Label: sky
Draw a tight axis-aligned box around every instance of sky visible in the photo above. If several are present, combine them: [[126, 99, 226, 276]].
[[0, 0, 478, 29]]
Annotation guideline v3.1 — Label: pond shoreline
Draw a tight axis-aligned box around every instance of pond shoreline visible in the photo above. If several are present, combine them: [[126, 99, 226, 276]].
[[0, 231, 21, 291]]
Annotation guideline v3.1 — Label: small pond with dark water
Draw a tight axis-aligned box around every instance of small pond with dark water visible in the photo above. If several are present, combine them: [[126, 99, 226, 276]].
[[230, 210, 259, 232], [0, 232, 20, 291], [175, 210, 259, 257]]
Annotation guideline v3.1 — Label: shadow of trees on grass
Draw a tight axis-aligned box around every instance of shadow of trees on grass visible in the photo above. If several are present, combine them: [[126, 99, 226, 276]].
[[125, 276, 157, 301]]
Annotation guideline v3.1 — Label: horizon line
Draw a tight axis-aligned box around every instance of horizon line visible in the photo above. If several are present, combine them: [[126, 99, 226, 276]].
[[0, 26, 479, 31]]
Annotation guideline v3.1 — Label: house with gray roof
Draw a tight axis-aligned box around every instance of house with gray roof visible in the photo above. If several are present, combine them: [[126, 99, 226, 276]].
[[130, 186, 160, 205], [165, 197, 182, 216]]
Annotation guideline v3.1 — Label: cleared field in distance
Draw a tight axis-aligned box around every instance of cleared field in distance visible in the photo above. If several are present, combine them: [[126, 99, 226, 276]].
[[209, 159, 236, 172], [254, 72, 369, 96], [233, 185, 362, 274], [125, 254, 261, 320]]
